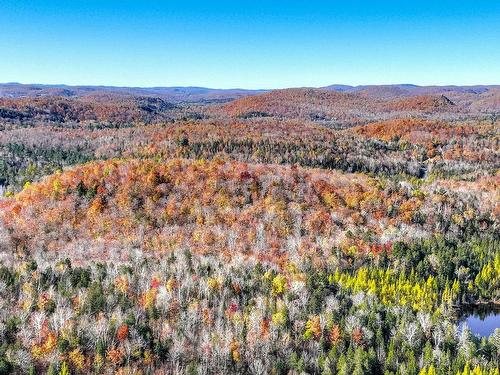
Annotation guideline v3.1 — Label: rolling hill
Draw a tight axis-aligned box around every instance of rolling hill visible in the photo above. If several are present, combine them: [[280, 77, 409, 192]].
[[384, 95, 456, 112], [218, 88, 383, 125]]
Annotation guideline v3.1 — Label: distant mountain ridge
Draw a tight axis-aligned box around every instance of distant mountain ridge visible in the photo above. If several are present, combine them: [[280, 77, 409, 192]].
[[2, 82, 499, 102], [0, 83, 267, 103], [1, 83, 498, 128], [322, 83, 497, 94]]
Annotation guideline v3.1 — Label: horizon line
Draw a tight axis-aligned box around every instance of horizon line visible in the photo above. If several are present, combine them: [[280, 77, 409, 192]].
[[1, 81, 499, 92]]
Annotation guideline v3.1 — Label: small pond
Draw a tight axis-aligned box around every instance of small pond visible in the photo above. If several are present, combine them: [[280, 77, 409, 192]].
[[458, 304, 500, 337]]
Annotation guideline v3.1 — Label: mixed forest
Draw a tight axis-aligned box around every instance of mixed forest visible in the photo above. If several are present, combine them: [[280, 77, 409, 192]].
[[0, 83, 498, 374]]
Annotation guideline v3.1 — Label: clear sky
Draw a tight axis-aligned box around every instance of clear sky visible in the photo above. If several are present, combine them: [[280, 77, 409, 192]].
[[0, 1, 499, 89]]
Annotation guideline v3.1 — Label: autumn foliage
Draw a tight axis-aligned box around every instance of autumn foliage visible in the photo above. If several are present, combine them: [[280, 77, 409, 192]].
[[0, 84, 498, 374]]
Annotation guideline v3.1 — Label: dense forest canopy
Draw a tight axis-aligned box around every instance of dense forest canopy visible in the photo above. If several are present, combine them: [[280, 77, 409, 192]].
[[0, 84, 498, 374]]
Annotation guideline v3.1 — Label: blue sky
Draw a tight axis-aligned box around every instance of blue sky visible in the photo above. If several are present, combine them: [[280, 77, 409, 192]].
[[0, 1, 499, 89]]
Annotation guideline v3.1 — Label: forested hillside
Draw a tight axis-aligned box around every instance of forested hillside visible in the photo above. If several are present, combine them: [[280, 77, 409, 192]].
[[0, 85, 498, 374]]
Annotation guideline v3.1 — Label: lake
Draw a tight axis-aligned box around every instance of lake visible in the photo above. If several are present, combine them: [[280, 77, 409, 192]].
[[458, 304, 500, 337]]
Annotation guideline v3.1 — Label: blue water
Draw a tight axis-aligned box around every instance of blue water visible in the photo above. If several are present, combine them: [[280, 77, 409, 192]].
[[459, 308, 500, 337]]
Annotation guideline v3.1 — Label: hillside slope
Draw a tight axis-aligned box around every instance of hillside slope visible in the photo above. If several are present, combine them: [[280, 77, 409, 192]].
[[385, 95, 456, 112], [0, 95, 179, 125], [219, 88, 382, 124], [1, 158, 497, 265]]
